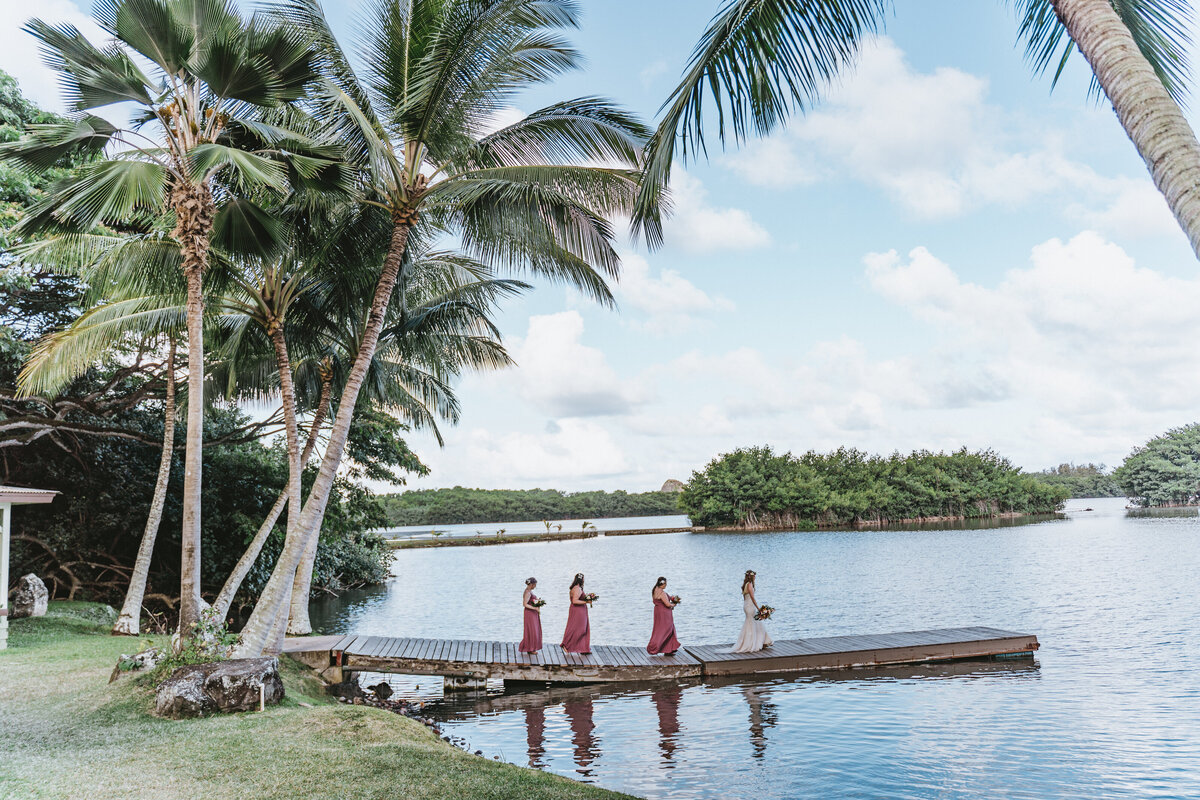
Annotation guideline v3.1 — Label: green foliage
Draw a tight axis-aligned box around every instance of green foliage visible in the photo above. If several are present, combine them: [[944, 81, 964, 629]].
[[149, 607, 238, 682], [1028, 463, 1124, 498], [680, 445, 1068, 529], [378, 487, 682, 526], [1114, 423, 1200, 506]]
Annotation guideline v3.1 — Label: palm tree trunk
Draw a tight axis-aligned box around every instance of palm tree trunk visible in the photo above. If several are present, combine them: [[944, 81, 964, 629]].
[[112, 338, 176, 636], [234, 222, 411, 657], [1052, 0, 1200, 258], [173, 180, 215, 640], [210, 375, 332, 621]]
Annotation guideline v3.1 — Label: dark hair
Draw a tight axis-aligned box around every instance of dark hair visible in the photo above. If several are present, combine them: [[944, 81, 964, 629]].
[[652, 576, 667, 597], [525, 577, 537, 586], [570, 573, 585, 590], [742, 570, 756, 592]]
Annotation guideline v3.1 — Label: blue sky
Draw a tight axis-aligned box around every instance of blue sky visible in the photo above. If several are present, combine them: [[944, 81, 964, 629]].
[[5, 1, 1200, 491]]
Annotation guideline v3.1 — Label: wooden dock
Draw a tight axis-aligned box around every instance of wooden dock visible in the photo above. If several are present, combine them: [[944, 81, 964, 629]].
[[284, 626, 1039, 687]]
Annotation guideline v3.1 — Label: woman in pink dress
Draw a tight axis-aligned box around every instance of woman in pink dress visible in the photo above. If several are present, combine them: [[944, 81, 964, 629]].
[[646, 576, 681, 655], [519, 577, 542, 653], [561, 573, 592, 654]]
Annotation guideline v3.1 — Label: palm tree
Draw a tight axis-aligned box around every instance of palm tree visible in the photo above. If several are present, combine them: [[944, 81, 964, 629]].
[[231, 0, 661, 656], [0, 0, 336, 637], [638, 0, 1200, 258]]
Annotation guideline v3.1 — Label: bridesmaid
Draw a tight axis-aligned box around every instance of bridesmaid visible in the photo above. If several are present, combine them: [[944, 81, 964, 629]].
[[561, 573, 592, 654], [519, 577, 542, 653], [647, 576, 681, 655]]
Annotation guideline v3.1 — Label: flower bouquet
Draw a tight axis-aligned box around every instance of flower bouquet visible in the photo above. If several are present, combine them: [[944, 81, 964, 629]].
[[531, 599, 547, 608], [754, 605, 775, 621], [670, 595, 682, 605], [583, 592, 599, 603]]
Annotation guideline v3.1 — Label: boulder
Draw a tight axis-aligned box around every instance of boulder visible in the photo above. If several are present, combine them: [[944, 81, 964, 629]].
[[10, 574, 48, 619], [154, 657, 283, 719], [660, 479, 685, 493]]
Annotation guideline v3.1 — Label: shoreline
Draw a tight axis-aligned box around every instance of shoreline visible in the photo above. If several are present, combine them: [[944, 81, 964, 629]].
[[386, 526, 699, 549], [705, 509, 1062, 532]]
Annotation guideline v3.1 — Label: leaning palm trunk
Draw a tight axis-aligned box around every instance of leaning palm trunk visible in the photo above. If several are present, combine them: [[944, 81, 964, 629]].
[[234, 223, 411, 657], [211, 375, 331, 621], [175, 183, 216, 637], [286, 367, 335, 634], [1050, 0, 1200, 257], [112, 338, 176, 636]]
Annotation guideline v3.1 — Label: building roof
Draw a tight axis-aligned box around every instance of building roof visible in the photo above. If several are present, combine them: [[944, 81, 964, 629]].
[[0, 485, 58, 505]]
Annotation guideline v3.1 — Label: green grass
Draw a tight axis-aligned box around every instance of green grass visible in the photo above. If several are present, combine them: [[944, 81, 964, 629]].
[[0, 602, 635, 800]]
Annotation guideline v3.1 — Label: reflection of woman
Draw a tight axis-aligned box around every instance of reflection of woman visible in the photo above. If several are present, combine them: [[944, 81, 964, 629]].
[[647, 576, 681, 655], [743, 685, 777, 760], [564, 698, 598, 777], [519, 577, 542, 653], [561, 573, 592, 654], [524, 705, 546, 769], [731, 570, 773, 653], [652, 688, 682, 765]]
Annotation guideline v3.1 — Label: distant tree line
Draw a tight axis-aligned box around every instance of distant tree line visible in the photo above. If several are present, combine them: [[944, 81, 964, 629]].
[[1114, 424, 1200, 506], [1027, 464, 1124, 498], [378, 487, 681, 526], [679, 446, 1068, 530]]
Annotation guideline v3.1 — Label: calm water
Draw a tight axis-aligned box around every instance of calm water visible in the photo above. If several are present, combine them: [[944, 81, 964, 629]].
[[310, 498, 1200, 799]]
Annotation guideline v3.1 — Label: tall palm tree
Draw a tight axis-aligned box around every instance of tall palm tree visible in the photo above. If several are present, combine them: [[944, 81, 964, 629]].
[[232, 0, 662, 656], [637, 0, 1200, 258], [0, 0, 337, 637]]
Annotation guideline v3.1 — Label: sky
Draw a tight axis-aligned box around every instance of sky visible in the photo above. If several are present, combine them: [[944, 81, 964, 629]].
[[4, 1, 1200, 492]]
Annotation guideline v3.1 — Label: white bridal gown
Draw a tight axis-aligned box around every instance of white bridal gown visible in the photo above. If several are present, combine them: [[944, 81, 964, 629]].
[[730, 591, 773, 653]]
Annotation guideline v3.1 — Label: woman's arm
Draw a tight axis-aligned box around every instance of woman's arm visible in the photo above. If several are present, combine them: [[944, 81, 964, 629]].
[[523, 588, 536, 610], [748, 585, 759, 611], [571, 587, 586, 606]]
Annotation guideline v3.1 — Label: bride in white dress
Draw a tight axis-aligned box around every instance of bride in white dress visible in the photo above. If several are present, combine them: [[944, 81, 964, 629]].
[[731, 570, 772, 653]]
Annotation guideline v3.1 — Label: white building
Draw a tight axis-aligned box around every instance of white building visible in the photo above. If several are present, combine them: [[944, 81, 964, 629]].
[[0, 485, 58, 649]]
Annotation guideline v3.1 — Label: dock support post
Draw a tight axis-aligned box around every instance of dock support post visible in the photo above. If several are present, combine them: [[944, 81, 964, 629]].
[[444, 675, 486, 692]]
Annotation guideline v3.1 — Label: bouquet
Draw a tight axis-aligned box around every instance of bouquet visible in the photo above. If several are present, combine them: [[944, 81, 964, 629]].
[[531, 599, 547, 608], [754, 605, 775, 621], [583, 592, 599, 603], [670, 595, 682, 605]]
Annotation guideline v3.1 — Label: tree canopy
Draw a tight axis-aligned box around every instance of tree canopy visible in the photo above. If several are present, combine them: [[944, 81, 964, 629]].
[[1114, 424, 1200, 506], [680, 446, 1067, 529], [378, 487, 681, 527]]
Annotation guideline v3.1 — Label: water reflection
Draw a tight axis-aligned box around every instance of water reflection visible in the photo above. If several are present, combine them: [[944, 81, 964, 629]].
[[426, 659, 1040, 782], [564, 698, 599, 777], [743, 684, 777, 760], [651, 687, 682, 766], [523, 706, 546, 769]]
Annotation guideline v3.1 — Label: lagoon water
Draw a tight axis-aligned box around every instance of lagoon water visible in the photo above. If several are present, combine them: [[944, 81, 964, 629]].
[[310, 497, 1200, 799]]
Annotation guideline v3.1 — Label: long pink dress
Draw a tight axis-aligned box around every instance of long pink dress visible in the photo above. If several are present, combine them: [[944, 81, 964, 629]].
[[646, 595, 681, 654], [519, 593, 542, 653], [561, 590, 591, 653]]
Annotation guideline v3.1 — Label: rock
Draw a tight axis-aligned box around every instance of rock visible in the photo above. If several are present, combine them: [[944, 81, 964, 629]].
[[328, 678, 365, 701], [660, 479, 685, 493], [154, 657, 283, 719], [367, 681, 393, 700], [110, 646, 163, 683], [10, 574, 48, 619]]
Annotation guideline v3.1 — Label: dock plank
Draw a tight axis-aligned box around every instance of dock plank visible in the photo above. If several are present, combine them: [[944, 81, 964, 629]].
[[286, 626, 1036, 684]]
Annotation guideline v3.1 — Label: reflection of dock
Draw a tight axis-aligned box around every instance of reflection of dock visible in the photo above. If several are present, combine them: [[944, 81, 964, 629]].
[[285, 626, 1039, 687]]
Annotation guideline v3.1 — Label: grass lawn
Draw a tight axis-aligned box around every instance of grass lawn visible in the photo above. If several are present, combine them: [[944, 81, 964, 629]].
[[0, 602, 635, 800]]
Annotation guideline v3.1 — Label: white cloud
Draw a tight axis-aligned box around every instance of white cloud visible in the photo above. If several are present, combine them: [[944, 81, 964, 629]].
[[614, 251, 734, 332], [722, 36, 1179, 239], [639, 58, 669, 89], [462, 419, 629, 483], [865, 231, 1200, 418], [508, 311, 645, 417], [0, 1, 106, 112], [665, 170, 771, 252]]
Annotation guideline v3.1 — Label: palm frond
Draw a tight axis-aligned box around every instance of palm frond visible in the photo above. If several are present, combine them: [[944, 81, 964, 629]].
[[634, 0, 887, 245], [1012, 0, 1192, 105]]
